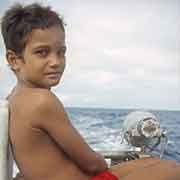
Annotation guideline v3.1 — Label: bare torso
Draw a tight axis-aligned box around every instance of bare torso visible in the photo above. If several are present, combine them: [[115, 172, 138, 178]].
[[8, 88, 90, 180]]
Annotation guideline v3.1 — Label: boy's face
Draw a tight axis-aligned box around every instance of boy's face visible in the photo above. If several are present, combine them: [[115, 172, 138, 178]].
[[17, 25, 66, 89]]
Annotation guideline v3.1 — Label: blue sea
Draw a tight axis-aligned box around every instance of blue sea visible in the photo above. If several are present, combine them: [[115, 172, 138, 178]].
[[66, 107, 180, 162]]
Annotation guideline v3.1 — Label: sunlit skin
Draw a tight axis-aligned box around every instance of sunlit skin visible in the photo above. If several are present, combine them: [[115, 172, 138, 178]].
[[8, 25, 66, 90], [7, 25, 180, 180]]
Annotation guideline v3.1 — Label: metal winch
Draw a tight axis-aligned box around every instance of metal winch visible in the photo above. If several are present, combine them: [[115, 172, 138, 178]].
[[121, 111, 168, 159]]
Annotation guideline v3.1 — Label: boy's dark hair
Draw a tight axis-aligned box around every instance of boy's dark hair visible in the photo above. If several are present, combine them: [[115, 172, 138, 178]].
[[1, 3, 65, 55]]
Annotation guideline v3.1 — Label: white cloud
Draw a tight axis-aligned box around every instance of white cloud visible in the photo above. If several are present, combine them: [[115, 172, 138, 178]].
[[105, 47, 178, 67], [0, 0, 179, 110], [80, 70, 119, 86], [8, 0, 50, 5], [0, 55, 7, 79], [54, 91, 97, 107]]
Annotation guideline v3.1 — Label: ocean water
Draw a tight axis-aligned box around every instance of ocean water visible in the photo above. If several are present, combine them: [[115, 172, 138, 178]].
[[66, 107, 180, 162]]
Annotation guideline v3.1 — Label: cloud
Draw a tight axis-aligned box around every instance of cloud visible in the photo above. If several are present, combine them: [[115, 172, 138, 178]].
[[103, 47, 179, 70], [8, 0, 50, 5], [0, 0, 179, 110], [0, 54, 7, 77]]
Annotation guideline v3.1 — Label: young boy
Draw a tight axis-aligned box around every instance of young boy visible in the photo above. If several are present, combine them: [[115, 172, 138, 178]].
[[1, 3, 180, 180]]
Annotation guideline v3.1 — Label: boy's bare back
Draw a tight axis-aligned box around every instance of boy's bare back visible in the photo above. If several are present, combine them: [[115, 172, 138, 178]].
[[8, 87, 92, 180]]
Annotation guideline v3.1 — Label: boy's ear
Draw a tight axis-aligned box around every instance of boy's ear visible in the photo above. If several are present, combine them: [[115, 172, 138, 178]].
[[6, 50, 22, 72]]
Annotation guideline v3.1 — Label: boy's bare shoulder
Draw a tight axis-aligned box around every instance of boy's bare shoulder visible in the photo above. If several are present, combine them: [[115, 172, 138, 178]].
[[18, 88, 65, 126], [24, 88, 62, 109], [26, 88, 58, 101]]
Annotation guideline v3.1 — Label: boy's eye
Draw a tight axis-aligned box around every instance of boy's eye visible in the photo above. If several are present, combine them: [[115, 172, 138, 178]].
[[57, 47, 66, 57], [35, 49, 49, 57]]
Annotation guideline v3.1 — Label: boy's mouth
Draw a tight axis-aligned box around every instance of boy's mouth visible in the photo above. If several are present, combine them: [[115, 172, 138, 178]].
[[45, 72, 61, 75], [45, 72, 62, 78]]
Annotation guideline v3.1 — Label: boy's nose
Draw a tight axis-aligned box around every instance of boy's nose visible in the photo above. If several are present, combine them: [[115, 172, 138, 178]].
[[49, 54, 65, 67]]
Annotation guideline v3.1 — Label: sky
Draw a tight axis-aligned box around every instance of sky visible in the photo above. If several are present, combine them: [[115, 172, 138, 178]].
[[0, 0, 180, 110]]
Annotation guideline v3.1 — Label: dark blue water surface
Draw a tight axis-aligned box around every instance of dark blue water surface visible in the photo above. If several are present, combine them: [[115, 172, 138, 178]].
[[66, 107, 180, 162]]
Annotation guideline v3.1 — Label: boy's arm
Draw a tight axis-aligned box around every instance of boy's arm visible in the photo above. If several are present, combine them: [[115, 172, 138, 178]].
[[31, 90, 108, 175]]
